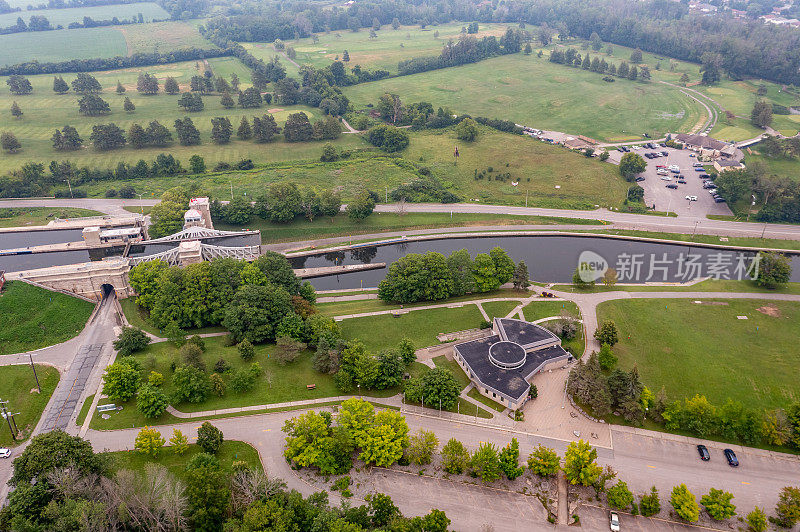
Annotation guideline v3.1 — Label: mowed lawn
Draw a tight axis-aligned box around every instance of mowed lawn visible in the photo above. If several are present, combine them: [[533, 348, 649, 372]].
[[344, 52, 703, 142], [597, 298, 800, 410], [339, 305, 485, 352], [0, 27, 127, 65], [244, 22, 513, 75], [0, 206, 101, 228], [0, 281, 94, 354], [0, 364, 59, 446]]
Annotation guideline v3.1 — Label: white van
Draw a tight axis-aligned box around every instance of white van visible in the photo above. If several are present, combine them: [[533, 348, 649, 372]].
[[656, 168, 668, 175], [668, 164, 680, 171]]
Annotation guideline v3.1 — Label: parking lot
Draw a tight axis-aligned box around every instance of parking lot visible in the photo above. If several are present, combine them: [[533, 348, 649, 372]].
[[606, 145, 732, 218]]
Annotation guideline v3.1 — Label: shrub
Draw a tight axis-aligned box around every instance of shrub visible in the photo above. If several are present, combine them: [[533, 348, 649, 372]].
[[135, 426, 165, 457], [406, 429, 438, 466], [237, 339, 255, 361], [136, 384, 168, 418], [527, 445, 560, 477], [441, 438, 470, 474], [598, 344, 617, 370], [470, 442, 502, 483], [499, 438, 524, 480], [639, 486, 661, 517], [196, 422, 223, 454], [746, 507, 768, 532], [670, 484, 700, 522], [169, 428, 189, 455], [607, 481, 634, 510], [113, 327, 150, 356], [148, 371, 164, 387]]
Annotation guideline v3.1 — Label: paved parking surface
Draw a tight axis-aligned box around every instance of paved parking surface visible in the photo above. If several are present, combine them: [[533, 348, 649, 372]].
[[607, 146, 732, 217], [578, 505, 707, 531]]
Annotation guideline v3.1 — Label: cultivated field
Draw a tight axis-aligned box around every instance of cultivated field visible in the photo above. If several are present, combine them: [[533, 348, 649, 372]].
[[0, 57, 368, 174], [0, 2, 169, 27], [243, 22, 514, 75], [344, 53, 705, 142], [597, 298, 800, 411], [117, 20, 217, 55]]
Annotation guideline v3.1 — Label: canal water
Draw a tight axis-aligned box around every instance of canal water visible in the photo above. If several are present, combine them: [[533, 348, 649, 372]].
[[292, 235, 800, 290]]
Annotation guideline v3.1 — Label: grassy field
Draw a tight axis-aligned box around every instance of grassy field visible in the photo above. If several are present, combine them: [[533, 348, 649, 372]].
[[480, 300, 521, 319], [0, 206, 101, 227], [577, 228, 800, 251], [0, 364, 59, 446], [552, 279, 800, 295], [0, 27, 127, 65], [0, 281, 94, 354], [75, 393, 94, 427], [340, 305, 485, 352], [104, 441, 261, 482], [217, 211, 606, 244], [521, 300, 579, 321], [244, 22, 513, 75], [745, 152, 800, 184], [597, 298, 800, 410], [344, 53, 704, 142], [0, 2, 168, 27], [118, 21, 216, 55]]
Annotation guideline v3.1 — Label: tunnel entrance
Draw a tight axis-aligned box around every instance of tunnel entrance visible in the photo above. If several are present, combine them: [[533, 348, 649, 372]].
[[100, 283, 115, 299]]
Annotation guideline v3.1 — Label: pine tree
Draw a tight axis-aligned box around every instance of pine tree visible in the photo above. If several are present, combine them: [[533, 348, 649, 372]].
[[174, 117, 201, 146], [237, 116, 252, 140], [214, 76, 231, 93], [252, 114, 281, 143], [146, 120, 172, 147], [210, 116, 232, 144], [230, 73, 240, 92], [220, 92, 235, 109], [128, 123, 148, 149], [123, 97, 135, 113], [512, 261, 530, 291], [163, 76, 180, 95], [342, 50, 350, 62], [116, 80, 126, 94], [10, 101, 22, 119], [51, 129, 63, 150], [53, 76, 69, 94]]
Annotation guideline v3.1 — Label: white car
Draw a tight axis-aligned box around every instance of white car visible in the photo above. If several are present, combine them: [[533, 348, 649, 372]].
[[610, 511, 620, 531], [0, 448, 11, 459], [660, 175, 672, 181], [685, 195, 698, 201], [668, 164, 680, 171]]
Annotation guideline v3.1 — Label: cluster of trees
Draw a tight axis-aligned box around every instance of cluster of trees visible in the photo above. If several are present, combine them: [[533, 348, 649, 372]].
[[389, 175, 460, 203], [365, 124, 410, 152], [549, 47, 651, 81], [0, 428, 451, 532], [377, 248, 526, 303], [714, 158, 800, 225], [397, 29, 522, 76]]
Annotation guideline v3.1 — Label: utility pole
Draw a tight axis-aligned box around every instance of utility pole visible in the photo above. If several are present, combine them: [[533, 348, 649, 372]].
[[65, 179, 73, 199], [525, 189, 529, 208], [28, 352, 41, 393], [137, 193, 144, 216], [230, 180, 234, 201], [0, 401, 17, 441], [691, 220, 699, 240]]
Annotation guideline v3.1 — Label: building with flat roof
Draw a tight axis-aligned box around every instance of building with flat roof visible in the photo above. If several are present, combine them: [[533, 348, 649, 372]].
[[452, 317, 572, 411]]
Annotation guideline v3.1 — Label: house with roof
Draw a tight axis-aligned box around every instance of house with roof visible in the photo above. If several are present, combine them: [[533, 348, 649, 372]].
[[714, 158, 746, 173], [452, 317, 572, 411]]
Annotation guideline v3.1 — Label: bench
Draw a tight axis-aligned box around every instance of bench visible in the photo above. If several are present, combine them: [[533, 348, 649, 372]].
[[306, 384, 316, 390], [96, 404, 117, 412]]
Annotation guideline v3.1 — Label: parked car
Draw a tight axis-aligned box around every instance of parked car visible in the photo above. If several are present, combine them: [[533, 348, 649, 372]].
[[693, 162, 704, 167], [689, 153, 695, 157], [668, 164, 680, 171], [715, 197, 727, 203], [666, 183, 678, 189], [686, 195, 698, 201], [610, 511, 620, 532], [660, 175, 672, 181], [677, 179, 687, 184], [724, 448, 739, 466], [703, 183, 717, 189], [635, 177, 645, 182], [694, 167, 705, 172], [700, 173, 711, 179], [697, 445, 710, 460], [656, 165, 666, 169], [0, 448, 10, 459], [660, 150, 669, 156]]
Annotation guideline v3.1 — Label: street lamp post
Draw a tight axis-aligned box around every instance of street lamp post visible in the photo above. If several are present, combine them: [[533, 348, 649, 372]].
[[65, 179, 73, 199], [137, 193, 144, 216], [28, 352, 40, 393]]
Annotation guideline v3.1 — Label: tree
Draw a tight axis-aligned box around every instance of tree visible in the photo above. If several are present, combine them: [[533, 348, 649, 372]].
[[147, 120, 172, 146], [590, 31, 602, 50], [640, 486, 661, 517], [630, 49, 643, 63], [598, 343, 617, 370], [128, 123, 148, 149], [756, 252, 791, 288], [123, 96, 135, 113], [220, 91, 235, 109], [607, 481, 634, 510], [197, 422, 224, 454], [700, 52, 722, 85], [512, 260, 530, 291], [619, 152, 647, 180], [136, 384, 168, 418], [700, 488, 736, 521], [238, 87, 263, 109], [237, 117, 252, 140], [527, 445, 560, 477], [135, 426, 166, 457], [319, 190, 342, 219], [455, 117, 479, 141], [563, 439, 602, 486], [346, 189, 376, 222], [169, 428, 189, 455], [172, 364, 210, 404], [116, 80, 126, 94], [751, 99, 773, 129], [602, 268, 618, 287], [174, 117, 201, 146], [136, 72, 159, 95], [471, 442, 502, 482], [670, 484, 700, 522], [237, 339, 255, 361], [223, 284, 294, 344], [499, 438, 524, 480], [71, 73, 101, 94], [406, 429, 438, 465], [594, 320, 619, 346], [359, 410, 409, 467], [572, 265, 594, 289], [210, 116, 232, 144], [10, 429, 105, 486], [1, 131, 21, 153], [6, 75, 32, 95], [440, 438, 470, 474], [163, 76, 179, 95], [78, 94, 111, 116], [366, 124, 409, 152], [275, 335, 306, 365], [10, 101, 22, 119], [53, 76, 69, 94], [374, 349, 404, 389], [337, 398, 375, 447], [524, 43, 532, 55], [178, 92, 203, 112], [103, 358, 141, 402], [252, 114, 281, 143], [746, 507, 768, 532], [185, 453, 230, 531], [283, 112, 314, 142], [773, 486, 800, 528], [342, 50, 350, 61]]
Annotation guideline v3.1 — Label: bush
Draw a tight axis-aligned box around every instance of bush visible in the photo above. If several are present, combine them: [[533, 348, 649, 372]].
[[406, 429, 438, 466], [470, 442, 502, 482], [441, 438, 470, 474], [670, 484, 699, 522], [196, 422, 223, 454], [148, 371, 164, 386], [527, 445, 559, 477], [607, 481, 634, 510], [135, 426, 165, 458], [598, 344, 617, 370], [136, 384, 168, 418], [113, 326, 150, 357], [365, 124, 410, 152], [639, 486, 661, 516], [237, 339, 255, 361]]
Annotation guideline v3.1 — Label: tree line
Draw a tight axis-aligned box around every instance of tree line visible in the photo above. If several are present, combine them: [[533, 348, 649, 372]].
[[0, 427, 453, 531], [397, 29, 522, 76], [549, 47, 651, 82]]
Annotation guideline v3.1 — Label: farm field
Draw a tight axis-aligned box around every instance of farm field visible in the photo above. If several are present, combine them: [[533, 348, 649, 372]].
[[0, 2, 169, 27], [243, 22, 513, 75], [344, 52, 704, 142], [0, 20, 214, 66], [596, 298, 800, 411], [0, 57, 368, 175], [67, 126, 629, 209]]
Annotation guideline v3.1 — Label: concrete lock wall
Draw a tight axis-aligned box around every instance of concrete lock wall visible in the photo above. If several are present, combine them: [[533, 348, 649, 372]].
[[15, 261, 132, 301]]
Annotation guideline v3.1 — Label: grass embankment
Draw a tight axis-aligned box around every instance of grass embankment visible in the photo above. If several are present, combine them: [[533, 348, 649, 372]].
[[552, 279, 800, 295], [216, 211, 606, 244], [103, 441, 261, 483], [597, 298, 800, 411], [0, 364, 60, 446], [584, 228, 800, 251], [0, 207, 102, 228], [0, 281, 94, 355], [76, 393, 95, 427]]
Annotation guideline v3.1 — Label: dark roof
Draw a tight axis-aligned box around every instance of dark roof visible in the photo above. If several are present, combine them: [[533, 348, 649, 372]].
[[675, 133, 728, 151], [716, 158, 743, 167], [455, 325, 570, 401], [495, 318, 558, 349]]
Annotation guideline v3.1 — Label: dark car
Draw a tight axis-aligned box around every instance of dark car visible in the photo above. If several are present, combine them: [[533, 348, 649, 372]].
[[724, 448, 738, 466], [715, 197, 727, 203], [635, 177, 645, 182], [677, 179, 687, 184], [694, 167, 705, 172], [700, 173, 711, 179], [697, 445, 710, 461], [666, 183, 678, 189]]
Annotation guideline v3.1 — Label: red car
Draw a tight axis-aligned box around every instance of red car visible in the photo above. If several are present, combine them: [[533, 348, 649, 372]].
[[656, 165, 666, 168]]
